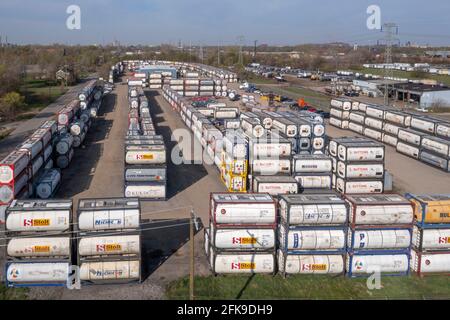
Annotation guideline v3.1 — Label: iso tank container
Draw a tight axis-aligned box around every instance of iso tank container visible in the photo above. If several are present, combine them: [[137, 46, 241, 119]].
[[241, 117, 265, 138], [382, 133, 398, 147], [384, 110, 411, 127], [271, 118, 298, 138], [421, 136, 450, 158], [397, 128, 427, 146], [328, 137, 370, 157], [124, 166, 166, 182], [346, 253, 410, 277], [347, 228, 412, 253], [292, 154, 332, 173], [330, 99, 352, 111], [205, 226, 275, 251], [294, 173, 332, 190], [5, 199, 72, 233], [419, 150, 449, 172], [396, 141, 419, 159], [337, 141, 384, 162], [337, 162, 384, 179], [79, 260, 141, 282], [348, 122, 364, 134], [0, 169, 29, 204], [329, 117, 349, 129], [222, 172, 246, 192], [19, 138, 43, 160], [278, 251, 345, 275], [412, 226, 450, 251], [349, 112, 365, 125], [124, 182, 166, 200], [6, 262, 70, 286], [252, 176, 298, 196], [364, 117, 383, 131], [7, 237, 70, 258], [278, 226, 346, 252], [330, 108, 350, 120], [411, 250, 450, 275], [0, 150, 29, 184], [125, 145, 166, 165], [77, 197, 140, 231], [383, 122, 402, 136], [405, 194, 450, 226], [249, 135, 292, 158], [56, 148, 74, 169], [210, 193, 276, 226], [278, 193, 348, 226], [208, 250, 275, 275], [365, 105, 387, 120], [78, 234, 140, 256], [436, 122, 450, 139], [345, 194, 413, 227], [55, 134, 74, 155], [250, 158, 290, 176], [35, 169, 61, 199], [363, 127, 383, 141], [336, 178, 383, 194], [410, 116, 437, 134], [222, 132, 248, 159]]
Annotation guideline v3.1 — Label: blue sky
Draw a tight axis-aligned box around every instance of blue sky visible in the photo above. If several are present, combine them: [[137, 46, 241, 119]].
[[0, 0, 449, 46]]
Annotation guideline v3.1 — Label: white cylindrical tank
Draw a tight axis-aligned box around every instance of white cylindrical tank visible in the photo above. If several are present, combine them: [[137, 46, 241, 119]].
[[78, 235, 140, 256], [211, 253, 275, 274], [337, 162, 384, 179], [6, 210, 70, 231], [210, 228, 275, 250], [125, 147, 166, 165], [349, 229, 411, 250], [124, 183, 166, 199], [347, 254, 409, 274], [251, 159, 290, 175], [79, 260, 140, 280], [20, 138, 43, 159], [56, 148, 74, 169], [36, 169, 61, 199], [281, 228, 346, 250], [0, 150, 29, 184], [336, 178, 383, 194], [412, 227, 450, 250], [279, 253, 344, 274], [7, 237, 70, 257], [55, 134, 74, 155], [6, 262, 69, 283], [396, 142, 419, 159], [78, 209, 140, 231], [338, 145, 384, 162], [411, 251, 450, 273]]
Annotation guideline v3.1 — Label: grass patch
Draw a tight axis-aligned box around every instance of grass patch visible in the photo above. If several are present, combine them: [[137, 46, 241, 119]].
[[0, 128, 14, 140], [166, 274, 450, 300], [0, 283, 28, 300], [257, 85, 331, 110], [20, 79, 68, 112]]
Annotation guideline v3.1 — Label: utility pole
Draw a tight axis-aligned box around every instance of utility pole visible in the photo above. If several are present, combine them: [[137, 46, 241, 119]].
[[237, 35, 245, 66], [217, 41, 220, 66], [189, 209, 199, 301], [199, 44, 204, 64], [381, 23, 399, 106]]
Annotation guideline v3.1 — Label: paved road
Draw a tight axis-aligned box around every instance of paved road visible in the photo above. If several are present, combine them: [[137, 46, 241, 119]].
[[0, 79, 94, 159]]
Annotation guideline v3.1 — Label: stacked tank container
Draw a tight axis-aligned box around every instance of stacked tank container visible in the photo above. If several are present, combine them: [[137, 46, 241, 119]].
[[76, 197, 142, 284], [406, 194, 450, 276], [328, 137, 385, 194], [344, 194, 414, 277], [4, 199, 73, 287], [220, 131, 248, 192], [328, 99, 450, 173], [292, 154, 333, 191], [205, 193, 277, 275], [125, 86, 167, 200], [277, 192, 348, 276]]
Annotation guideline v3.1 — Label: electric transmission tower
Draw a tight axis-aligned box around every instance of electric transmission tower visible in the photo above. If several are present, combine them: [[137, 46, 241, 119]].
[[381, 23, 399, 106], [237, 35, 245, 66]]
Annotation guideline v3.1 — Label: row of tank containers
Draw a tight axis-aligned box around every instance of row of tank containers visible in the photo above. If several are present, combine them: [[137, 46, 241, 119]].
[[329, 98, 450, 172], [162, 85, 388, 196], [124, 85, 167, 200], [205, 192, 450, 277], [0, 80, 106, 224], [3, 198, 142, 287], [125, 60, 238, 82]]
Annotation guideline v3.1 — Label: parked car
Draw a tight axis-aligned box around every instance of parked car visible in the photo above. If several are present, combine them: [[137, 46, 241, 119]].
[[307, 107, 317, 112]]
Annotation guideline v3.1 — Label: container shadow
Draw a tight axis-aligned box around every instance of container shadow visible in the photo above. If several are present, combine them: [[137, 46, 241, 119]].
[[144, 90, 208, 199], [141, 218, 204, 281]]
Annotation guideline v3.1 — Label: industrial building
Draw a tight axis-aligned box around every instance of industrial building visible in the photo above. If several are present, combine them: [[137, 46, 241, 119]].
[[392, 83, 450, 109], [352, 79, 404, 98]]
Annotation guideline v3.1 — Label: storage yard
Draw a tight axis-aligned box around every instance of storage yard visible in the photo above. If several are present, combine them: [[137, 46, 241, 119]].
[[0, 60, 449, 300]]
